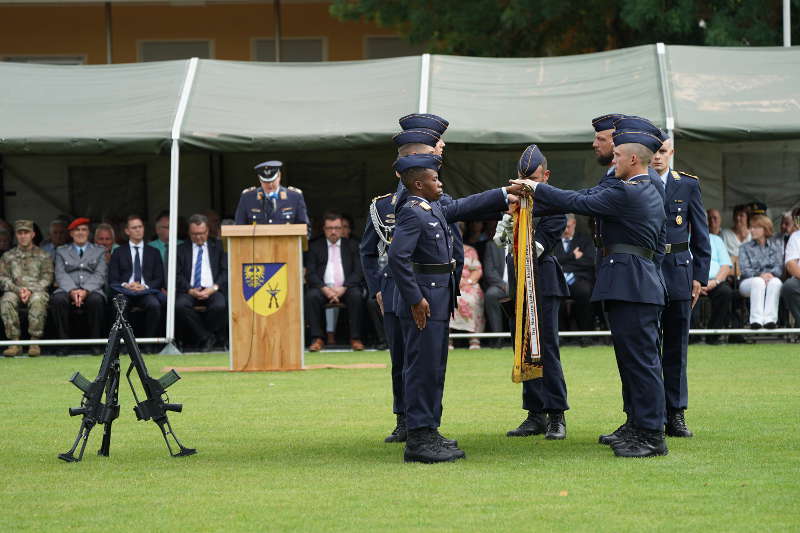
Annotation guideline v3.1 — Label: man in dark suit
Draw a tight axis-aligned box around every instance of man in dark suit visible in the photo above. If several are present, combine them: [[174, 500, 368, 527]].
[[108, 214, 165, 343], [175, 214, 228, 352], [482, 235, 510, 346], [305, 212, 366, 351], [554, 214, 597, 335]]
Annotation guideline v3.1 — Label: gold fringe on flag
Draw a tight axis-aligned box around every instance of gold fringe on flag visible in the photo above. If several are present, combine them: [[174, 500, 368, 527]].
[[512, 196, 543, 383]]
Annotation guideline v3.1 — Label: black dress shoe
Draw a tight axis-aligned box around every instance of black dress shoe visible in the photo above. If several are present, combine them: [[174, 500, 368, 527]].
[[749, 322, 762, 330], [764, 322, 777, 330], [404, 428, 463, 463], [545, 412, 566, 440], [506, 411, 546, 437], [599, 419, 632, 445], [199, 335, 217, 353], [384, 415, 407, 443], [665, 409, 694, 437], [613, 428, 668, 458]]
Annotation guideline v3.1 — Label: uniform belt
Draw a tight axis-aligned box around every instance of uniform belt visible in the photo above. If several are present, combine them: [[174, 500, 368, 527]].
[[603, 243, 655, 261], [412, 260, 456, 274], [665, 241, 689, 254]]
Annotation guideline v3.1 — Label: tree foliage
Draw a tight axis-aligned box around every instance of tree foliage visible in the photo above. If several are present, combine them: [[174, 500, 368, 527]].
[[330, 0, 800, 57]]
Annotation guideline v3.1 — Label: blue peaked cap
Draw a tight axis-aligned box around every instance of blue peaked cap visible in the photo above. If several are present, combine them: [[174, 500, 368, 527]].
[[613, 116, 669, 141], [612, 129, 663, 153], [517, 144, 545, 177], [254, 160, 282, 182], [398, 113, 449, 134], [393, 153, 443, 174], [393, 128, 441, 148], [592, 113, 624, 132]]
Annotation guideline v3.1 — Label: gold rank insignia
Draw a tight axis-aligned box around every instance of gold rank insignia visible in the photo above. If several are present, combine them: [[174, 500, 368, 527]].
[[242, 186, 257, 194], [419, 201, 432, 211], [676, 215, 683, 225], [280, 191, 287, 200], [287, 186, 303, 194]]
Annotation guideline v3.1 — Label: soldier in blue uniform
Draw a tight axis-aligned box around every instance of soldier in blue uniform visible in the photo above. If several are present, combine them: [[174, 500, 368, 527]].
[[515, 128, 670, 458], [503, 145, 570, 440], [651, 135, 711, 437], [388, 153, 524, 463], [234, 161, 309, 226]]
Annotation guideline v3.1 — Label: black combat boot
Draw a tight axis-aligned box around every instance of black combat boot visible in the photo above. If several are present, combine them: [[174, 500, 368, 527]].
[[384, 414, 407, 443], [506, 411, 546, 437], [613, 427, 669, 458], [599, 416, 632, 445], [404, 428, 462, 464], [434, 430, 464, 458], [665, 409, 693, 438], [545, 412, 566, 440]]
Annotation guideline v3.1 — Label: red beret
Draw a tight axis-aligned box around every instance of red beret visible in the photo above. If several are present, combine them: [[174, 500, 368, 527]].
[[67, 217, 90, 231]]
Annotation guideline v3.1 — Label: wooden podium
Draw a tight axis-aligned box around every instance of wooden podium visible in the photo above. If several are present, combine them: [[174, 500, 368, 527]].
[[221, 224, 307, 371]]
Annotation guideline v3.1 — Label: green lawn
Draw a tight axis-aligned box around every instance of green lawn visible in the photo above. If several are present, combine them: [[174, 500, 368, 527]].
[[1, 343, 798, 532]]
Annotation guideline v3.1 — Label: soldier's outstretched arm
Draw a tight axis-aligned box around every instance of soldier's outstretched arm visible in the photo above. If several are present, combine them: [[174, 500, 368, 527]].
[[387, 208, 424, 308], [440, 188, 508, 224], [529, 182, 626, 218]]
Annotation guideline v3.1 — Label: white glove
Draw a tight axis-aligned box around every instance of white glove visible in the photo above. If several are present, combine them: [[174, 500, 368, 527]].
[[536, 241, 545, 258]]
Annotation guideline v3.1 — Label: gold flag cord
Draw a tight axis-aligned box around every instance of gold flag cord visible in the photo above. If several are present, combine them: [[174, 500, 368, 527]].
[[512, 196, 543, 383]]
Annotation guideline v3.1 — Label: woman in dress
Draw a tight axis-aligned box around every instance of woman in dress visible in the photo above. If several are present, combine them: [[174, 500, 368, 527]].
[[738, 215, 783, 329], [720, 204, 752, 270], [450, 233, 485, 350]]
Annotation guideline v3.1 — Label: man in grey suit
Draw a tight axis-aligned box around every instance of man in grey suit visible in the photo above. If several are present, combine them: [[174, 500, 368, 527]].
[[52, 217, 107, 355]]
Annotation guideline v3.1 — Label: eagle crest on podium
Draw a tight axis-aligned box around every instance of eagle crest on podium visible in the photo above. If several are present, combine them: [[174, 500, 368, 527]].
[[242, 263, 287, 317]]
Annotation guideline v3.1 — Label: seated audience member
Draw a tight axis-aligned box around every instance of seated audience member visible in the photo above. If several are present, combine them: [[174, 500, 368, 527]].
[[555, 214, 596, 336], [201, 209, 222, 241], [304, 212, 365, 351], [694, 225, 734, 344], [780, 208, 800, 326], [175, 214, 227, 352], [706, 208, 723, 237], [341, 213, 361, 243], [773, 211, 798, 259], [149, 210, 184, 267], [108, 215, 165, 346], [450, 238, 485, 350], [738, 215, 783, 329], [464, 220, 489, 261], [0, 227, 12, 257], [0, 220, 53, 357], [483, 229, 511, 347], [93, 223, 118, 264], [51, 217, 107, 355], [40, 218, 70, 257], [721, 204, 751, 268]]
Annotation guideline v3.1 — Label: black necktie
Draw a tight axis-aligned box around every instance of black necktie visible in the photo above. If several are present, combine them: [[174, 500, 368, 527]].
[[79, 248, 84, 258], [133, 246, 142, 283]]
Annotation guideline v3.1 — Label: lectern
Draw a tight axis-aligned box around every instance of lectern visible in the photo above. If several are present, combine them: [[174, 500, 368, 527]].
[[221, 224, 307, 371]]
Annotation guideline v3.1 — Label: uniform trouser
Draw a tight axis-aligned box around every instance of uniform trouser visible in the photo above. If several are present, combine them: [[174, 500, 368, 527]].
[[305, 287, 364, 340], [1, 291, 49, 339], [175, 292, 227, 343], [660, 298, 691, 411], [605, 300, 666, 431], [522, 296, 569, 413], [383, 311, 406, 415], [51, 291, 105, 340], [781, 277, 800, 326], [740, 277, 783, 325], [399, 316, 449, 430]]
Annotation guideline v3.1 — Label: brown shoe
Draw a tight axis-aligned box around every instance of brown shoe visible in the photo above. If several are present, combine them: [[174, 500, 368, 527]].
[[3, 344, 21, 357], [309, 338, 325, 352], [326, 332, 336, 345], [350, 339, 365, 351], [28, 345, 41, 357]]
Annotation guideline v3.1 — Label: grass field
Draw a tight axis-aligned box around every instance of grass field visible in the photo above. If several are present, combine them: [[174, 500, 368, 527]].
[[1, 343, 798, 532]]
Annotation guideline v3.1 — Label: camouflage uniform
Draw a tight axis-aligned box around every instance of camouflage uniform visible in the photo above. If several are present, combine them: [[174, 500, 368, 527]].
[[0, 245, 54, 339]]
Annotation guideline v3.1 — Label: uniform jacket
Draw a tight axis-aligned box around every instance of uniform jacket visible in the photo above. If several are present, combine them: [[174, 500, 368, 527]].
[[175, 239, 228, 295], [305, 237, 363, 290], [54, 243, 107, 297], [554, 231, 596, 284], [534, 176, 667, 306], [109, 242, 165, 291], [534, 215, 569, 297], [660, 169, 711, 300], [388, 189, 507, 320], [0, 245, 53, 293], [234, 185, 309, 226]]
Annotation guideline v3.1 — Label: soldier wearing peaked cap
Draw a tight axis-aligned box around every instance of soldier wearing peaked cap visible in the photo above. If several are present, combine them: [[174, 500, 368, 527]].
[[387, 153, 527, 463], [234, 160, 309, 226], [514, 128, 671, 458], [651, 135, 711, 438]]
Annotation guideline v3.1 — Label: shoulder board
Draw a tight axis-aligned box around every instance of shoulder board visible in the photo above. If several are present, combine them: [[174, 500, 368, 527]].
[[371, 192, 392, 203], [287, 186, 303, 194], [241, 186, 257, 194], [623, 179, 642, 186], [418, 201, 432, 211], [676, 170, 699, 180]]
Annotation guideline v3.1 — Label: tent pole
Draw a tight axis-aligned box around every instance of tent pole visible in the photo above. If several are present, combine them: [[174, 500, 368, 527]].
[[784, 0, 792, 47], [655, 43, 676, 165], [163, 57, 200, 354], [105, 1, 113, 64], [418, 53, 431, 113], [274, 0, 282, 62], [0, 154, 5, 219]]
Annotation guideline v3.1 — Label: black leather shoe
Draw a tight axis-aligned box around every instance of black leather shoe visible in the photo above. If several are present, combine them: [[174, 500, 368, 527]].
[[764, 322, 777, 330], [545, 412, 566, 440], [199, 335, 217, 353], [665, 409, 694, 437], [599, 419, 632, 446], [506, 411, 546, 437], [384, 415, 407, 443], [749, 322, 762, 330], [613, 427, 669, 458], [404, 428, 462, 463]]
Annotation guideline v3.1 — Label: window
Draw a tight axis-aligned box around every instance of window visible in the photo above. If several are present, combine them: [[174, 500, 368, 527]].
[[139, 41, 212, 62], [3, 56, 85, 65], [364, 36, 426, 59], [253, 38, 325, 62]]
